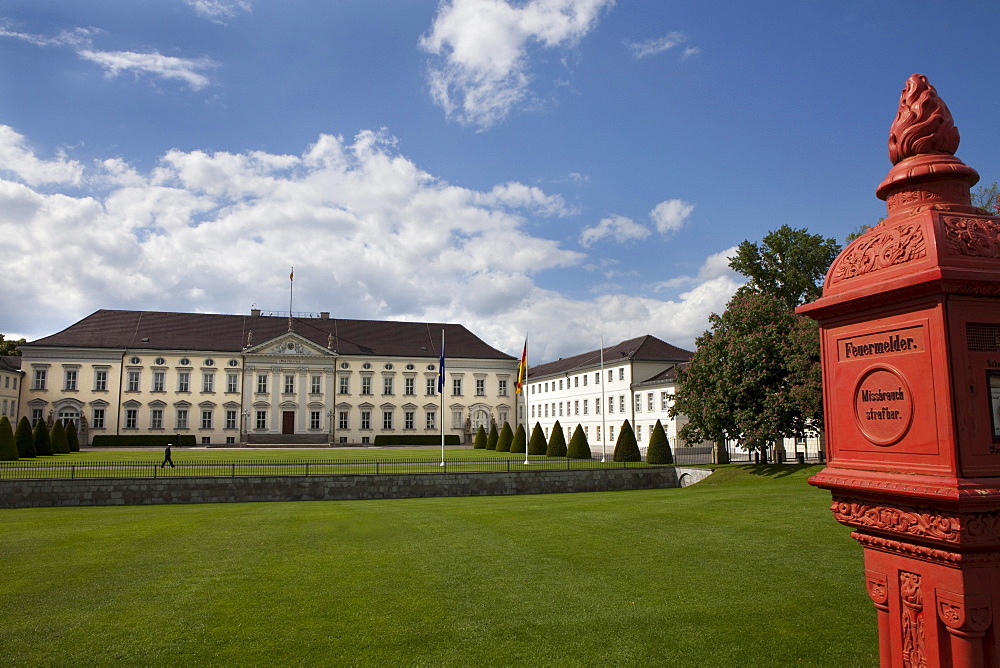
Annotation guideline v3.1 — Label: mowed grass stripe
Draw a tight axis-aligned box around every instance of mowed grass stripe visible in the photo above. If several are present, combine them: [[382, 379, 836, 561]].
[[0, 465, 876, 666]]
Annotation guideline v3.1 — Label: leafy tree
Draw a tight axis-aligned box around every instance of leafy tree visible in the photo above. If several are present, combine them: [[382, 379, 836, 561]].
[[613, 420, 640, 462], [486, 420, 498, 450], [51, 420, 70, 454], [496, 421, 513, 452], [473, 425, 487, 449], [546, 420, 567, 457], [0, 334, 25, 356], [0, 416, 17, 461], [566, 424, 591, 459], [729, 225, 840, 310], [527, 422, 547, 456], [845, 223, 874, 242], [973, 181, 999, 215], [646, 420, 672, 465], [33, 418, 53, 456], [14, 417, 35, 458], [66, 421, 80, 452], [510, 423, 527, 453]]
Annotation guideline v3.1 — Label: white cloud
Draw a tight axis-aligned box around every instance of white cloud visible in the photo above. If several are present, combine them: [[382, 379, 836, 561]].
[[579, 214, 650, 247], [419, 0, 615, 129], [184, 0, 252, 21], [79, 50, 217, 90], [0, 124, 735, 360], [655, 246, 741, 291], [626, 32, 687, 59], [649, 198, 694, 235], [682, 46, 701, 60]]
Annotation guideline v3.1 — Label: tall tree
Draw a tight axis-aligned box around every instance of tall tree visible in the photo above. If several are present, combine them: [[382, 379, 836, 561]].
[[66, 421, 81, 452], [473, 425, 487, 449], [566, 424, 591, 459], [612, 420, 640, 462], [33, 419, 53, 456], [14, 417, 35, 458], [728, 225, 840, 310], [646, 420, 672, 465], [546, 420, 567, 457], [51, 420, 70, 454], [527, 422, 547, 456], [0, 334, 25, 356], [510, 423, 527, 454], [486, 420, 499, 451], [496, 421, 513, 452], [0, 416, 17, 461]]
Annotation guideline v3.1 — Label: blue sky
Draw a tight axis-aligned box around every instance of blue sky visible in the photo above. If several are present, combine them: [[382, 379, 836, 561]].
[[0, 1, 997, 362]]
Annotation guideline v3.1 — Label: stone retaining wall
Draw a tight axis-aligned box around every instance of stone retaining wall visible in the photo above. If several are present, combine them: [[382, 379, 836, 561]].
[[0, 467, 713, 508]]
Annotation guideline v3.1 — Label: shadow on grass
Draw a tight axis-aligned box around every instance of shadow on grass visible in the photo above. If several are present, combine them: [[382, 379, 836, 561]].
[[739, 463, 823, 479]]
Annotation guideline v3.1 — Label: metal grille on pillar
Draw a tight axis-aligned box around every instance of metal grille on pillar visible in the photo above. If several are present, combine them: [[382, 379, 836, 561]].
[[799, 74, 1000, 667]]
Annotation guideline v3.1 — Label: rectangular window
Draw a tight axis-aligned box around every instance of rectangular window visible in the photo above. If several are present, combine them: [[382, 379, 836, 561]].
[[151, 408, 163, 430], [558, 379, 563, 390], [637, 424, 642, 441], [498, 379, 507, 396], [152, 371, 165, 392], [383, 411, 393, 430], [361, 376, 372, 395], [610, 425, 615, 441], [558, 402, 563, 416], [608, 370, 613, 383], [339, 411, 349, 430], [202, 373, 214, 393], [596, 425, 600, 441], [178, 372, 191, 392], [10, 377, 14, 390], [310, 411, 321, 430], [227, 373, 238, 393], [596, 398, 601, 414], [574, 377, 579, 387], [284, 374, 294, 394], [426, 377, 436, 396], [92, 408, 105, 430], [499, 411, 507, 425], [255, 410, 266, 430], [476, 379, 485, 396], [225, 409, 237, 430], [404, 411, 414, 430], [544, 404, 549, 418], [531, 405, 535, 418], [361, 410, 371, 430], [64, 370, 77, 391], [426, 411, 436, 430], [661, 392, 669, 411], [635, 394, 642, 412], [452, 410, 463, 429], [311, 375, 322, 394], [94, 370, 108, 391], [620, 395, 625, 413], [405, 377, 415, 395], [340, 375, 350, 394], [583, 375, 587, 387], [583, 399, 588, 415], [177, 409, 189, 429], [648, 393, 654, 412], [595, 372, 600, 384], [1, 399, 6, 416], [30, 408, 43, 426], [452, 378, 462, 396], [608, 397, 614, 414], [126, 370, 140, 392], [32, 369, 46, 390], [544, 382, 548, 392], [125, 409, 137, 429], [201, 410, 213, 429], [620, 368, 625, 381], [257, 374, 268, 394], [383, 376, 393, 395], [574, 400, 579, 415]]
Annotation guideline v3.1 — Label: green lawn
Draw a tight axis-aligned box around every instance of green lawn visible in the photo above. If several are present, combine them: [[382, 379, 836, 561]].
[[0, 465, 876, 666]]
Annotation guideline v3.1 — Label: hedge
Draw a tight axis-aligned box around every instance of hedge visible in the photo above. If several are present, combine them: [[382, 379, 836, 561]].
[[473, 426, 487, 449], [510, 423, 527, 453], [0, 416, 17, 460], [566, 424, 592, 459], [91, 435, 198, 447], [14, 417, 35, 458], [646, 419, 673, 465], [496, 422, 513, 452], [546, 420, 567, 458], [373, 434, 462, 446], [613, 420, 641, 462], [527, 422, 547, 455]]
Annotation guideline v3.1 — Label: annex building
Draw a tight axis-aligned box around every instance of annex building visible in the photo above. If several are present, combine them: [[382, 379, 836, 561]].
[[524, 335, 694, 456], [18, 309, 518, 446]]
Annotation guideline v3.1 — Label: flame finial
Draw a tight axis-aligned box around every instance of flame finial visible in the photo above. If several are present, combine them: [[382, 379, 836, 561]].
[[887, 74, 960, 164]]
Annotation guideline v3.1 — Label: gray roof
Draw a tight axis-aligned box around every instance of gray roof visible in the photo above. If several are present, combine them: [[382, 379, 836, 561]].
[[528, 335, 693, 379], [25, 310, 515, 361], [0, 355, 22, 373]]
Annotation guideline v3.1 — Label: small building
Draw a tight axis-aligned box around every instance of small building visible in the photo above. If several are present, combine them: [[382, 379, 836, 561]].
[[522, 335, 694, 455], [0, 355, 23, 424], [19, 309, 517, 446]]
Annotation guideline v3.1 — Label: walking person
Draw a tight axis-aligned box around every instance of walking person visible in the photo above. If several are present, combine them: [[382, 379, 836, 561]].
[[161, 443, 175, 468]]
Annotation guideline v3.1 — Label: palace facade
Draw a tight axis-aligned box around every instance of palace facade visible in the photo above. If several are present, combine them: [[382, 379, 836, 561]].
[[18, 309, 518, 446]]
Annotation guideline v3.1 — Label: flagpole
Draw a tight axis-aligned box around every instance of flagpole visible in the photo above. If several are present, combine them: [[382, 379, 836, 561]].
[[600, 335, 607, 463], [439, 328, 446, 466], [288, 267, 294, 332], [522, 335, 530, 466]]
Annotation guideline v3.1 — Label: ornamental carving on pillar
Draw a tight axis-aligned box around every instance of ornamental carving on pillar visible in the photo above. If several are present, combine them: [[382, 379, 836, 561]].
[[831, 499, 960, 542], [888, 74, 959, 165], [900, 571, 927, 668], [830, 222, 926, 283], [865, 569, 889, 609], [936, 589, 992, 635], [942, 216, 1000, 258]]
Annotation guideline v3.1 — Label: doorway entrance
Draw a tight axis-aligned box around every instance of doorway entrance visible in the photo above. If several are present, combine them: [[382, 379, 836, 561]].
[[282, 411, 295, 434]]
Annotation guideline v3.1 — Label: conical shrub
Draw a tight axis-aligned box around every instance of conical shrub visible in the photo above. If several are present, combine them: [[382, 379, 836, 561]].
[[486, 421, 498, 450], [646, 420, 673, 465], [527, 422, 546, 455], [473, 425, 487, 449], [14, 417, 35, 458], [497, 421, 513, 452], [51, 420, 70, 454], [566, 424, 591, 459], [510, 423, 526, 453], [613, 420, 640, 462], [0, 416, 17, 460], [66, 421, 80, 452], [33, 418, 53, 456], [546, 420, 567, 457]]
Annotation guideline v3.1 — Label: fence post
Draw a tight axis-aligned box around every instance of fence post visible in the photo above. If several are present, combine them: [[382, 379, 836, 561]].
[[376, 461, 379, 475], [305, 463, 309, 476], [153, 463, 157, 479], [232, 463, 236, 477], [507, 459, 510, 472], [71, 465, 75, 480]]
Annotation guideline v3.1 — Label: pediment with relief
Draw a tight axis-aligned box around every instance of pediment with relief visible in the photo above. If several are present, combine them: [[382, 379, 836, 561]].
[[245, 332, 333, 357]]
